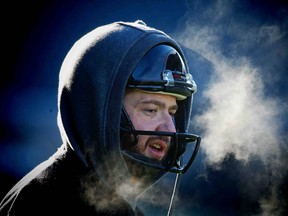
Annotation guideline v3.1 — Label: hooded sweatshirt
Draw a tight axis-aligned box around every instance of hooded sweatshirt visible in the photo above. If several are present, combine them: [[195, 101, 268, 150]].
[[0, 20, 192, 216]]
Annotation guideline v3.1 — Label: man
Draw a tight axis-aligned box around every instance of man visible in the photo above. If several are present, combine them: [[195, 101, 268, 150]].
[[0, 20, 200, 215]]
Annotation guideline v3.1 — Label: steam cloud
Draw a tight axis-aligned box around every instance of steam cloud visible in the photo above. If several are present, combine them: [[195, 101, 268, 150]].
[[80, 163, 175, 215], [195, 56, 282, 166], [173, 0, 288, 215]]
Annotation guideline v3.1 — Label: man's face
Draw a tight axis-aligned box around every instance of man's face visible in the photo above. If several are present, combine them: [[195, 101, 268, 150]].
[[124, 89, 178, 161]]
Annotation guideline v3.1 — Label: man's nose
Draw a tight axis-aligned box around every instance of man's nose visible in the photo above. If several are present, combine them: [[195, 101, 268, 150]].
[[156, 113, 176, 132]]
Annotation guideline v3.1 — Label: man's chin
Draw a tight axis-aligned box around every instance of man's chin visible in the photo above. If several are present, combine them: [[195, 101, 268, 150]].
[[123, 153, 167, 190]]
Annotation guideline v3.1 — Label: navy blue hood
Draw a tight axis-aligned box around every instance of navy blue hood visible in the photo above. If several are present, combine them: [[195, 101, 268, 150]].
[[57, 20, 191, 190]]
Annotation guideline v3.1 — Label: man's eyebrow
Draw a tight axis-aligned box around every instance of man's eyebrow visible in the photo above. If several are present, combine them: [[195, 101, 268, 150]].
[[140, 100, 178, 110]]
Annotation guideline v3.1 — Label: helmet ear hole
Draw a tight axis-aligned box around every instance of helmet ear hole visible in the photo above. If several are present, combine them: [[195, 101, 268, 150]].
[[120, 107, 133, 130], [120, 107, 138, 149], [174, 99, 189, 133]]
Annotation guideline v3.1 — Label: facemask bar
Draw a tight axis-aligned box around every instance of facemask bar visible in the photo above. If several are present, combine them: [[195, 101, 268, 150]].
[[120, 108, 201, 174], [120, 127, 201, 174]]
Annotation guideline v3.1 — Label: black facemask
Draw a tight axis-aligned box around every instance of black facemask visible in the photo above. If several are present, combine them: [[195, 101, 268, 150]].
[[120, 107, 200, 174]]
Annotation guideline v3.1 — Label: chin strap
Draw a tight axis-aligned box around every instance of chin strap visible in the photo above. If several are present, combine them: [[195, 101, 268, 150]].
[[167, 173, 180, 216]]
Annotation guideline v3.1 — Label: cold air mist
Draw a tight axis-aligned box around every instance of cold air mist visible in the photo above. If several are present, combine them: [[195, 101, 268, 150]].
[[173, 0, 288, 215]]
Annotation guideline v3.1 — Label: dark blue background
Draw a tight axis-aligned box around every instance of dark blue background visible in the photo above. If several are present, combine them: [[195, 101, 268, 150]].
[[1, 1, 287, 215]]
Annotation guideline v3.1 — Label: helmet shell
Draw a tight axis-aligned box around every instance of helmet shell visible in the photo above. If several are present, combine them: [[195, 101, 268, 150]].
[[127, 45, 197, 101]]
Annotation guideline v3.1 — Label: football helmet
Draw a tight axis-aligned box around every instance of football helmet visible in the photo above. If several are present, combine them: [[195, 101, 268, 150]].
[[120, 44, 200, 174]]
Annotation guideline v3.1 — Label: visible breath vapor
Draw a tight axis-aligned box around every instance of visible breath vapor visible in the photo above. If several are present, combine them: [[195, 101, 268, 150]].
[[80, 162, 174, 214], [196, 59, 281, 165], [174, 0, 287, 214], [176, 7, 285, 166]]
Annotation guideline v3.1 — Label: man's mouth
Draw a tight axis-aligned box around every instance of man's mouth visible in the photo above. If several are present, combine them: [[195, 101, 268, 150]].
[[150, 143, 162, 150], [147, 140, 168, 160]]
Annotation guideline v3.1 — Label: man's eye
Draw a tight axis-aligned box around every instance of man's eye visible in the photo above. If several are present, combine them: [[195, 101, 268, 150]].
[[169, 112, 176, 117], [144, 108, 157, 114], [170, 110, 178, 118]]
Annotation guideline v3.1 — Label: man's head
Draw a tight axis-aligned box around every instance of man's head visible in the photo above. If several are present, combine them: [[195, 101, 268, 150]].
[[57, 21, 200, 196], [120, 44, 200, 175]]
